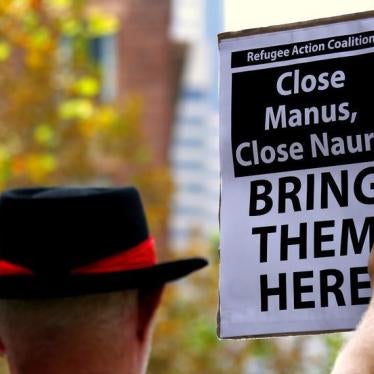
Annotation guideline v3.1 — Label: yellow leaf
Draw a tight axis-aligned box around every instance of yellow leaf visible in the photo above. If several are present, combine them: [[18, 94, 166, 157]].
[[95, 106, 118, 128], [59, 99, 94, 120], [25, 49, 44, 68], [78, 120, 96, 137], [40, 153, 57, 172], [0, 41, 11, 62], [0, 146, 9, 163], [8, 0, 28, 14], [73, 76, 99, 97], [45, 0, 72, 10], [25, 153, 56, 182], [87, 11, 119, 37]]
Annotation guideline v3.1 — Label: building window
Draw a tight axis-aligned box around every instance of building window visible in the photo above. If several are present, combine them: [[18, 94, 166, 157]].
[[90, 35, 118, 102]]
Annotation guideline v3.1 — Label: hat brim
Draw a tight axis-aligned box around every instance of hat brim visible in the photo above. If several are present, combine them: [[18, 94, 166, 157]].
[[0, 257, 208, 299]]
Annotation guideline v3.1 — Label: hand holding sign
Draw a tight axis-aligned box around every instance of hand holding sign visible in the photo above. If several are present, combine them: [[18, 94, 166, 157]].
[[331, 244, 374, 373]]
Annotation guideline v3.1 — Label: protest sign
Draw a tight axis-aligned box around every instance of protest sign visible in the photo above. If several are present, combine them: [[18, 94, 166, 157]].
[[218, 11, 374, 338]]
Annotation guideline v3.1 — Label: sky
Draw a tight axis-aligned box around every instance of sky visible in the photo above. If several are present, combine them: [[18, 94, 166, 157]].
[[224, 0, 374, 31]]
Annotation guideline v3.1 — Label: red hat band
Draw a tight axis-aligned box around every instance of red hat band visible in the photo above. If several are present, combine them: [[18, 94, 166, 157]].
[[0, 237, 157, 276]]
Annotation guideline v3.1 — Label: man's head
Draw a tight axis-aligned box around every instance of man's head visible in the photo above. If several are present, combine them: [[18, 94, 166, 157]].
[[0, 288, 163, 374], [0, 187, 207, 373]]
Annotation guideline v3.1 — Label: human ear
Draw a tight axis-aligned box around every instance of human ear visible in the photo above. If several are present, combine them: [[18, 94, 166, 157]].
[[0, 339, 5, 354], [136, 286, 164, 341]]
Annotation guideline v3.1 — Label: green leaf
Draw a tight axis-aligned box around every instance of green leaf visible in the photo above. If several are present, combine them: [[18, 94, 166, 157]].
[[39, 153, 57, 172], [30, 27, 51, 49], [0, 146, 10, 184], [61, 18, 83, 37], [33, 124, 56, 146], [22, 11, 39, 30]]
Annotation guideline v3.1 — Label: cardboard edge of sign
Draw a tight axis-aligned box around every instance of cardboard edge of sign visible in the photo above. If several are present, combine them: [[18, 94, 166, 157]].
[[218, 9, 374, 43], [218, 328, 354, 340]]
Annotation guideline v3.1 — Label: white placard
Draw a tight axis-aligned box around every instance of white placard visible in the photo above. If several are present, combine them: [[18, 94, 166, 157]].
[[219, 11, 374, 338]]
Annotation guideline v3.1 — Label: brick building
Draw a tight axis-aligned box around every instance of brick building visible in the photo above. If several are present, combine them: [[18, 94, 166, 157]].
[[87, 0, 185, 254], [89, 0, 178, 166]]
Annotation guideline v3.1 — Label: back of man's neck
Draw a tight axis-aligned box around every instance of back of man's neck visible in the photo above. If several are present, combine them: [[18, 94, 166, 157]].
[[5, 340, 140, 374]]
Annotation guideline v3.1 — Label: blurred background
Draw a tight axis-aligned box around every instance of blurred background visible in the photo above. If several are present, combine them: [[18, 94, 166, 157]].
[[0, 0, 373, 373]]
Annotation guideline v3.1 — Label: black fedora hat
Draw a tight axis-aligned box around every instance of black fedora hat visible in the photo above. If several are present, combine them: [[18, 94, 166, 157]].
[[0, 187, 208, 299]]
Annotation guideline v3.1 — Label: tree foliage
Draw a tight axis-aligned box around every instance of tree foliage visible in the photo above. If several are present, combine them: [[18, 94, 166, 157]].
[[0, 0, 172, 237]]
